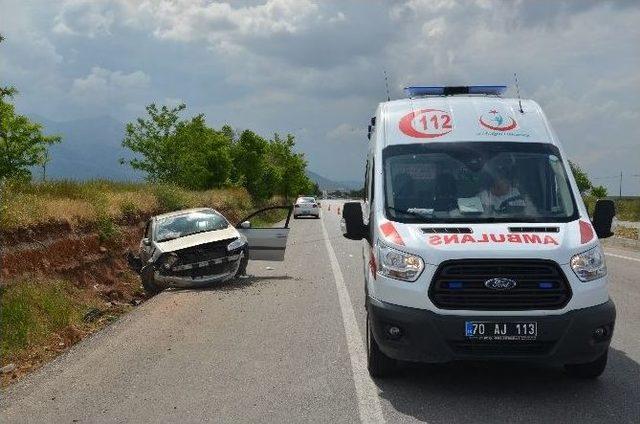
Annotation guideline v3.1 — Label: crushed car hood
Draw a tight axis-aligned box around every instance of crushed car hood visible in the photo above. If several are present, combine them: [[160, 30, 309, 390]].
[[155, 226, 240, 253]]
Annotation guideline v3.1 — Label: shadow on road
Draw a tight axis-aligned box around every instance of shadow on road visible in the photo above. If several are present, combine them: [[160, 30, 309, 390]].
[[166, 275, 294, 294], [376, 348, 640, 423]]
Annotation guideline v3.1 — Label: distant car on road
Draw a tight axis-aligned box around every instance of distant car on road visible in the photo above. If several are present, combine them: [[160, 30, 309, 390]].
[[129, 206, 292, 294], [293, 196, 320, 219]]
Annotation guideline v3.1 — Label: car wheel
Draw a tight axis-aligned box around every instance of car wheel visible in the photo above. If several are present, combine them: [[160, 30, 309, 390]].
[[366, 314, 396, 378], [141, 265, 162, 295], [564, 350, 608, 379], [142, 276, 162, 295]]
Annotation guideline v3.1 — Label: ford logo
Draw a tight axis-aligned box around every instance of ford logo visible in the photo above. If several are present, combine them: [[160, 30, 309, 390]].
[[484, 278, 517, 290]]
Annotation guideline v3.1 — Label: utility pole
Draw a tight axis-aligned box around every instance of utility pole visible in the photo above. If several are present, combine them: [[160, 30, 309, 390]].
[[619, 171, 622, 197]]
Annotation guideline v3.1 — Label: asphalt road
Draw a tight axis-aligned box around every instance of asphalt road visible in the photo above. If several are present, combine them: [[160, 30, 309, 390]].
[[2, 200, 639, 423]]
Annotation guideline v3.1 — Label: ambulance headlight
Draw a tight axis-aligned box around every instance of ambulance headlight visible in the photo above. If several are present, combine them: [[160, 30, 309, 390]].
[[377, 241, 424, 282], [571, 245, 607, 282]]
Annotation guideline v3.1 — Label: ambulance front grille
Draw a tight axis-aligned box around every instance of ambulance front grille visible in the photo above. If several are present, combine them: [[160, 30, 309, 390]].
[[429, 259, 572, 311]]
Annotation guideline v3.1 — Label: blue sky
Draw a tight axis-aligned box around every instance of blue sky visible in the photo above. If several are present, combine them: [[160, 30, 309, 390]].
[[1, 0, 639, 193]]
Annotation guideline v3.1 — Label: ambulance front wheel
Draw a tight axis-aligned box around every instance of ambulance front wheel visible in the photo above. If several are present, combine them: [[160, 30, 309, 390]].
[[367, 313, 396, 378]]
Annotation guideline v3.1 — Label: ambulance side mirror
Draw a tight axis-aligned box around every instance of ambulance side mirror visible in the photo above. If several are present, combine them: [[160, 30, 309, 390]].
[[343, 202, 368, 240], [592, 199, 615, 239]]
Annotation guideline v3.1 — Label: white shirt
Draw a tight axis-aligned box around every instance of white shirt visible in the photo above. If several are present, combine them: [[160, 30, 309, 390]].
[[478, 187, 524, 212]]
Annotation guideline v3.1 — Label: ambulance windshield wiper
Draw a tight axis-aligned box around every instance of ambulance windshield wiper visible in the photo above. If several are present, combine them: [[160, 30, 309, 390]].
[[387, 206, 434, 220]]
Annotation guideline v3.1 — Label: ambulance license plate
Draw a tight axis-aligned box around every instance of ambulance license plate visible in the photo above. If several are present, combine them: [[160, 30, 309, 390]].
[[465, 321, 537, 340]]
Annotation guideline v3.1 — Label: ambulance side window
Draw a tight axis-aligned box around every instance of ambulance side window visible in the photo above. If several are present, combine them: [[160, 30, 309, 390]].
[[364, 160, 369, 201]]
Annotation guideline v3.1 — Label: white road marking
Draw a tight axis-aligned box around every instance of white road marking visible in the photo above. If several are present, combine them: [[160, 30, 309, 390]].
[[320, 214, 385, 424], [605, 252, 640, 263]]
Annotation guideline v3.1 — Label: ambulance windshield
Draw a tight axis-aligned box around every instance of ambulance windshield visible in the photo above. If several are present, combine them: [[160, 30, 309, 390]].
[[383, 142, 578, 223]]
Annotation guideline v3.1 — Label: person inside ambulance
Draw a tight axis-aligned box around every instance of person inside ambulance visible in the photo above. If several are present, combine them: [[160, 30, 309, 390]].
[[477, 162, 527, 214]]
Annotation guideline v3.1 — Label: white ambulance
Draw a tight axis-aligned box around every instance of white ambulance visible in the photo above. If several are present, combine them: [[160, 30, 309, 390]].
[[342, 86, 617, 379]]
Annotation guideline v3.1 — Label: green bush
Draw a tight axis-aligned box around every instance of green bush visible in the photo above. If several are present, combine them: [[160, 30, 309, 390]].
[[0, 280, 82, 357], [96, 214, 119, 242], [119, 200, 140, 220], [154, 185, 188, 212]]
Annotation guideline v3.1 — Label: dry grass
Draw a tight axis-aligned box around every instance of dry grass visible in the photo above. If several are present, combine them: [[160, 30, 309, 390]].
[[0, 180, 256, 232]]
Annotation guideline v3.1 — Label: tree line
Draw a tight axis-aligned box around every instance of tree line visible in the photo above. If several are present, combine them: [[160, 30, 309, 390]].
[[1, 31, 316, 200], [119, 103, 317, 200]]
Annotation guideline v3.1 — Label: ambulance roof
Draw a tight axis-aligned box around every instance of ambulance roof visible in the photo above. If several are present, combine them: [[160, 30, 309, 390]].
[[380, 96, 556, 147]]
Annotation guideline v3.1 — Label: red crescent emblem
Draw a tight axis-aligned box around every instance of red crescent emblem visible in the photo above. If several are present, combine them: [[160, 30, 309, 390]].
[[479, 114, 518, 131]]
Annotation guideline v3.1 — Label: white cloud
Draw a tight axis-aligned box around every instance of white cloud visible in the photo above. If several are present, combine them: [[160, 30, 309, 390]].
[[53, 0, 116, 37], [2, 0, 639, 192], [327, 123, 365, 142], [71, 67, 151, 104]]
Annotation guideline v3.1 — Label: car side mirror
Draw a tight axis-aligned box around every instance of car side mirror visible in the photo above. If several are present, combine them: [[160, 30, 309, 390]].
[[240, 221, 251, 229], [142, 237, 151, 246], [342, 202, 367, 240], [592, 199, 615, 239]]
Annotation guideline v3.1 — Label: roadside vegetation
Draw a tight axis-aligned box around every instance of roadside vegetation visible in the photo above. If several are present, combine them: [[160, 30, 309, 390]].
[[0, 179, 256, 233]]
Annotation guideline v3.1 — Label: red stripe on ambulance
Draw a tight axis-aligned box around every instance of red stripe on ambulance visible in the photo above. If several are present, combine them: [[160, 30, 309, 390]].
[[380, 222, 405, 246]]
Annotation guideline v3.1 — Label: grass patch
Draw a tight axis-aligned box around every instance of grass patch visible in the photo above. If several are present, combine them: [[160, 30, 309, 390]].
[[0, 279, 85, 359], [583, 196, 640, 222], [0, 179, 261, 232], [251, 208, 291, 228]]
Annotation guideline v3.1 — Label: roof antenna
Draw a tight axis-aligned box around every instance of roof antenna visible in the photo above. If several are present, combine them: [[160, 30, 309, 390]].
[[384, 70, 391, 101], [514, 72, 524, 113]]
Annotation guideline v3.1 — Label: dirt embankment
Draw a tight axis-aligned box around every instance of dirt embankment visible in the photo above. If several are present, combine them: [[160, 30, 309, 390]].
[[1, 216, 146, 293], [0, 216, 152, 385]]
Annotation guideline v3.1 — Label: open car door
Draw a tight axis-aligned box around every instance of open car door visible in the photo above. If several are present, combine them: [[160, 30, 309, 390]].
[[236, 206, 293, 261]]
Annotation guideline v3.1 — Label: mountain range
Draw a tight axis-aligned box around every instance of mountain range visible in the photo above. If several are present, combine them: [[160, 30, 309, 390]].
[[306, 170, 362, 191], [34, 115, 141, 181]]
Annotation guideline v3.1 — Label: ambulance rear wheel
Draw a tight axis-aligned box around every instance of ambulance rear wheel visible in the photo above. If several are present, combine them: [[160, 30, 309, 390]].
[[366, 314, 396, 378]]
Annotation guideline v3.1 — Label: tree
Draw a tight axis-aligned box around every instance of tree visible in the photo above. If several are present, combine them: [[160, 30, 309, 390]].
[[121, 104, 236, 190], [171, 115, 233, 189], [230, 130, 271, 200], [0, 35, 60, 181], [310, 182, 321, 197], [266, 133, 313, 201], [0, 92, 61, 181], [569, 161, 592, 194], [591, 185, 608, 198], [121, 102, 315, 199], [121, 103, 187, 183]]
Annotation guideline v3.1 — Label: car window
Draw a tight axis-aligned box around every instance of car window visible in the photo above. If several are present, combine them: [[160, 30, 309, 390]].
[[155, 210, 229, 242], [297, 197, 316, 203]]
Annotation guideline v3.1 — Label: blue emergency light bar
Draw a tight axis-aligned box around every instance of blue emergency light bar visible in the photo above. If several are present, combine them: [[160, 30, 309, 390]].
[[404, 85, 507, 97]]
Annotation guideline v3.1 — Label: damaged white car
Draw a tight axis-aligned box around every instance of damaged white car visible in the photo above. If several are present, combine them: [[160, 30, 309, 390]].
[[130, 206, 292, 294]]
